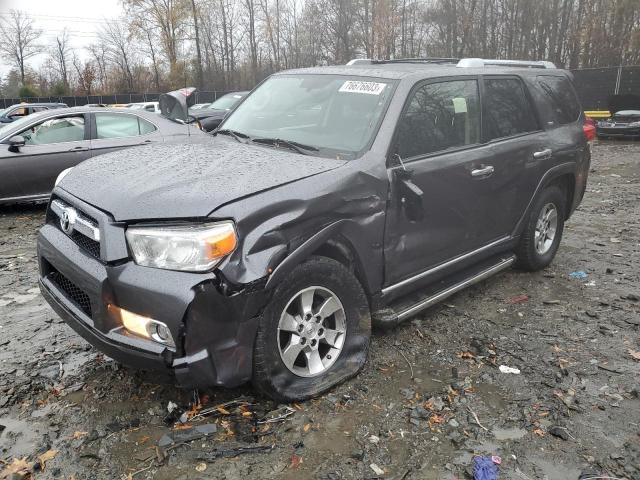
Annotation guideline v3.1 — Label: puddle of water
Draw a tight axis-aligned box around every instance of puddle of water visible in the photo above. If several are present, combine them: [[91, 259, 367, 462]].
[[528, 456, 582, 480], [0, 416, 44, 458], [492, 427, 527, 441]]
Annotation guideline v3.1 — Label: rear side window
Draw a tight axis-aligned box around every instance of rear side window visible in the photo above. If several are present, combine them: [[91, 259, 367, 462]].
[[95, 113, 157, 139], [537, 75, 580, 125], [483, 78, 538, 140], [397, 79, 481, 158]]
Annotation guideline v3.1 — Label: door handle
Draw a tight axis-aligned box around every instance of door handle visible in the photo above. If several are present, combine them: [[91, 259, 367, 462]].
[[69, 146, 89, 152], [470, 165, 495, 177], [533, 148, 552, 160]]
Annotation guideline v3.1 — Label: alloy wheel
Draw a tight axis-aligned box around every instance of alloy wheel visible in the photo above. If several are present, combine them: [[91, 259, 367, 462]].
[[534, 202, 558, 255], [277, 286, 347, 377]]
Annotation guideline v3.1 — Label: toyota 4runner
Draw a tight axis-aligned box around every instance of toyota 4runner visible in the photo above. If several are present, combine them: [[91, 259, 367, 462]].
[[38, 58, 591, 401]]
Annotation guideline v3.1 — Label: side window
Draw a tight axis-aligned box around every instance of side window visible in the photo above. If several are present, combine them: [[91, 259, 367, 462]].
[[537, 75, 580, 125], [483, 78, 539, 140], [9, 107, 28, 119], [144, 104, 155, 112], [397, 79, 480, 158], [95, 113, 144, 139], [22, 115, 86, 145], [139, 117, 157, 135], [31, 106, 48, 113]]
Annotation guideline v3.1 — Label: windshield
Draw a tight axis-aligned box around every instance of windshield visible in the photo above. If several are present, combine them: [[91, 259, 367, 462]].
[[209, 93, 244, 110], [220, 75, 394, 158]]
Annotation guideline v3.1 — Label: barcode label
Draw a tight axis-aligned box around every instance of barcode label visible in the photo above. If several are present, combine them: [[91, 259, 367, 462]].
[[339, 81, 387, 95]]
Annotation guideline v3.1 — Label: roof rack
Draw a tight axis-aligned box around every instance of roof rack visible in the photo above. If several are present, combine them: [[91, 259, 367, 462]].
[[346, 58, 459, 66], [457, 58, 556, 69]]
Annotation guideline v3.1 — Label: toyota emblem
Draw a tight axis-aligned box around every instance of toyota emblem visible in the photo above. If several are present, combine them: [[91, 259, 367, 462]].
[[59, 208, 77, 235]]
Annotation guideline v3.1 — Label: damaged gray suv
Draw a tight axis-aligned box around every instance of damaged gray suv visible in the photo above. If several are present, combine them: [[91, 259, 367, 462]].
[[38, 58, 590, 401]]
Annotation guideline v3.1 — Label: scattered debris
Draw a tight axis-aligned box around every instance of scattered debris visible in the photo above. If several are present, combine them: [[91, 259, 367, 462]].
[[569, 271, 588, 280], [473, 456, 499, 480], [157, 423, 217, 447], [499, 365, 521, 374], [507, 294, 529, 304], [370, 463, 385, 476]]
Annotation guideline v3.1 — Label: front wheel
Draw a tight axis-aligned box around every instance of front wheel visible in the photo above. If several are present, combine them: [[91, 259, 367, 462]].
[[516, 185, 566, 271], [252, 257, 371, 402]]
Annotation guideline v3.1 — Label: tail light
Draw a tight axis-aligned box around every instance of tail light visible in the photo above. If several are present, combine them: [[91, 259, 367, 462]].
[[583, 117, 596, 142]]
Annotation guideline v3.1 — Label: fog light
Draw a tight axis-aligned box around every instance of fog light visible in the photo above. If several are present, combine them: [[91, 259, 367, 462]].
[[108, 305, 176, 349]]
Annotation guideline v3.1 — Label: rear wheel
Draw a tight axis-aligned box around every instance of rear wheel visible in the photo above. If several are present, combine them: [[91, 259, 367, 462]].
[[516, 185, 566, 271], [252, 257, 371, 402]]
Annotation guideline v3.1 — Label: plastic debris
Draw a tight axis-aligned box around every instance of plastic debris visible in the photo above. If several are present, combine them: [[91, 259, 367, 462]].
[[473, 455, 499, 480], [498, 365, 521, 374], [157, 423, 217, 447], [370, 463, 385, 475], [569, 270, 588, 279]]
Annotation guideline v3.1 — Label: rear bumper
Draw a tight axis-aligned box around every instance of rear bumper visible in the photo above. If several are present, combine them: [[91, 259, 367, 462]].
[[597, 126, 640, 137], [37, 201, 267, 389]]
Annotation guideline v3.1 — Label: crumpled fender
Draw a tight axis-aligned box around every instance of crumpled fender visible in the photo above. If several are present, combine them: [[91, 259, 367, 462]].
[[211, 156, 389, 296]]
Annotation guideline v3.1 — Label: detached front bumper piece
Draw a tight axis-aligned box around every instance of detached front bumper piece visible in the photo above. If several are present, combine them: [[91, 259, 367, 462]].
[[37, 192, 266, 388]]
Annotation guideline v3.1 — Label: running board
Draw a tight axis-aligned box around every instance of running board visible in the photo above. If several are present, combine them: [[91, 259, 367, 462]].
[[374, 255, 516, 328]]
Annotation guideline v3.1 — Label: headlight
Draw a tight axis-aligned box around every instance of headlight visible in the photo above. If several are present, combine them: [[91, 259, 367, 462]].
[[125, 221, 237, 272], [55, 167, 73, 186]]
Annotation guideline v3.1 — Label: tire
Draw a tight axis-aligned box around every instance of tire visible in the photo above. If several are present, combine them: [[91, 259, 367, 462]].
[[515, 185, 566, 271], [252, 256, 371, 402]]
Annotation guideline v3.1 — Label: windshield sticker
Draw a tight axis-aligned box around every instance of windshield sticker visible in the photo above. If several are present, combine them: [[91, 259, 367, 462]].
[[339, 81, 386, 95]]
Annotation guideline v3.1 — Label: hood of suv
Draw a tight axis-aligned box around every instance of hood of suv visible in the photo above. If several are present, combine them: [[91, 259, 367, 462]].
[[58, 137, 347, 221]]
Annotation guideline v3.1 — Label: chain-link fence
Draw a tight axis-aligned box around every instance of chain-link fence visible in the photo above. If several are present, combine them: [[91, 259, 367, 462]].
[[571, 66, 640, 110], [0, 91, 232, 109]]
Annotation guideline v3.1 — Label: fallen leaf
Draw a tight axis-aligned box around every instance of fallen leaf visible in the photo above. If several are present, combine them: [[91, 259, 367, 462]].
[[629, 349, 640, 361], [303, 423, 311, 433], [38, 449, 58, 470], [457, 351, 475, 360], [195, 462, 207, 472], [292, 403, 304, 411], [71, 431, 88, 440], [507, 294, 529, 304], [0, 457, 31, 479], [217, 407, 231, 415], [173, 423, 193, 431], [241, 411, 253, 417], [533, 428, 545, 437], [290, 454, 303, 469]]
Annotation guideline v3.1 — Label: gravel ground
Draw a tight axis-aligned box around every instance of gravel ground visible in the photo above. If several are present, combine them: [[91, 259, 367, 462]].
[[1, 140, 639, 480]]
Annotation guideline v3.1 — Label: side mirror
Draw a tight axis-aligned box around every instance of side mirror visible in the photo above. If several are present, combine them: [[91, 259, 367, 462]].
[[8, 135, 25, 152]]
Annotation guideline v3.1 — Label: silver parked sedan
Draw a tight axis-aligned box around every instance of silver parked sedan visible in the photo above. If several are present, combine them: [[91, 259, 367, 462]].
[[0, 107, 205, 204]]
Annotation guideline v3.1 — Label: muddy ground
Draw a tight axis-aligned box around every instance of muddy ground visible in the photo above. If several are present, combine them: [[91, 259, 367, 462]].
[[1, 140, 639, 480]]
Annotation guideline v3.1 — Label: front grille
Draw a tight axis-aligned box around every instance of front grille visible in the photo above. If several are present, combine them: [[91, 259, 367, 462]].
[[48, 197, 101, 259], [70, 231, 101, 258], [49, 270, 92, 318]]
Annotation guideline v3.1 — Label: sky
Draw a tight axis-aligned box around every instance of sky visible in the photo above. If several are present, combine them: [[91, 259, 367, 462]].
[[0, 0, 124, 77]]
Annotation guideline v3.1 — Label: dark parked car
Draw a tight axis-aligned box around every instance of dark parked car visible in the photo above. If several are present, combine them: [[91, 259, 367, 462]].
[[0, 102, 67, 123], [0, 106, 204, 204], [38, 58, 590, 401], [596, 94, 640, 138], [189, 91, 249, 131]]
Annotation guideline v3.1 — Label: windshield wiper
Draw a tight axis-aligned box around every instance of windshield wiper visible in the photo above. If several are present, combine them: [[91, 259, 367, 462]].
[[252, 137, 319, 155], [216, 129, 249, 142]]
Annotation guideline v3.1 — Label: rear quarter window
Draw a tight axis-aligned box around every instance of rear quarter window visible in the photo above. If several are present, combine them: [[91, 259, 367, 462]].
[[482, 78, 539, 141], [537, 75, 581, 125]]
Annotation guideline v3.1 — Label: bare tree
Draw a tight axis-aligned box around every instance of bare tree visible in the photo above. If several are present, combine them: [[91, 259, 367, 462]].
[[0, 10, 41, 84], [50, 29, 72, 89]]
